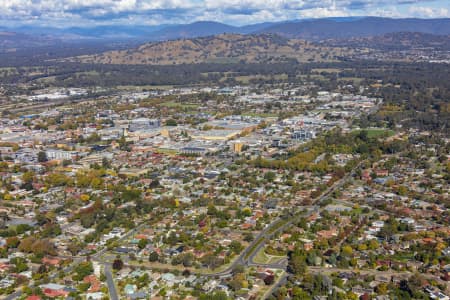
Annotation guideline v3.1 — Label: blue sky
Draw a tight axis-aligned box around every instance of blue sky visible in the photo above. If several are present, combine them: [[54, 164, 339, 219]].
[[0, 0, 449, 27]]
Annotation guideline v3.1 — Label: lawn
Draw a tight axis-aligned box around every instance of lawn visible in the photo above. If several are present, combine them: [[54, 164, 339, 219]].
[[367, 129, 395, 138], [160, 101, 199, 110], [390, 252, 416, 262], [253, 247, 285, 264], [353, 128, 395, 138], [244, 238, 265, 260]]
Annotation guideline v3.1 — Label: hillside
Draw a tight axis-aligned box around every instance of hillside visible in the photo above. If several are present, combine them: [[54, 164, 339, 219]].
[[0, 31, 60, 50], [65, 34, 351, 65], [321, 32, 450, 51]]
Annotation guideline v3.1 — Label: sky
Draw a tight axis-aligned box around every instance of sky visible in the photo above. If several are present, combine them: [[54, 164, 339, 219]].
[[0, 0, 449, 27]]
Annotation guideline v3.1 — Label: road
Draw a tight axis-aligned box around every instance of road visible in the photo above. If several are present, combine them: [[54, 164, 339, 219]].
[[104, 264, 119, 300], [308, 266, 410, 277], [262, 272, 288, 300], [92, 222, 148, 260], [88, 221, 149, 300], [3, 291, 21, 300]]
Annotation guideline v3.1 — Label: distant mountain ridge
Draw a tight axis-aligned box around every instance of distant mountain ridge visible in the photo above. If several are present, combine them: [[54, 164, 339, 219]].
[[1, 17, 449, 59], [1, 17, 449, 42], [259, 17, 450, 40], [0, 31, 60, 49], [144, 21, 280, 41]]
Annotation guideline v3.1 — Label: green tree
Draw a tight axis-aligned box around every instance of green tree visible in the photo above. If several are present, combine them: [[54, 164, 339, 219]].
[[37, 151, 47, 162], [229, 241, 243, 254], [138, 239, 148, 249], [112, 258, 124, 270], [73, 262, 93, 281], [149, 251, 159, 262]]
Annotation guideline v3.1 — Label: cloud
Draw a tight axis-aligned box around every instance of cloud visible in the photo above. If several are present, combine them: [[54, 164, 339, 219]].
[[0, 0, 447, 26], [409, 6, 449, 18]]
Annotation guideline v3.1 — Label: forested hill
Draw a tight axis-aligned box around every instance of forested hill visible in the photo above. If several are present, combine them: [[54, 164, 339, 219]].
[[63, 34, 351, 65], [321, 32, 450, 51]]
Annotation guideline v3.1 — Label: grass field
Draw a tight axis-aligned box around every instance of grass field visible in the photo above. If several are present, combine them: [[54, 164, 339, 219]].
[[390, 252, 415, 262], [160, 101, 200, 109], [244, 238, 264, 260], [353, 128, 395, 138], [253, 247, 285, 264]]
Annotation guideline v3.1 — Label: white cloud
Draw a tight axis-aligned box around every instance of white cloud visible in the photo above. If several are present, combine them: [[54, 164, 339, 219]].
[[298, 7, 352, 18], [0, 0, 447, 26], [409, 6, 449, 18]]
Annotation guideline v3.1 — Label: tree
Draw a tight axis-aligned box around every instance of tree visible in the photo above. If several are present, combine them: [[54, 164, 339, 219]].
[[138, 239, 148, 249], [375, 283, 388, 295], [6, 236, 20, 249], [149, 179, 160, 189], [21, 171, 35, 190], [18, 237, 37, 253], [199, 291, 229, 300], [12, 257, 28, 273], [112, 258, 124, 270], [149, 251, 159, 262], [80, 213, 95, 228], [202, 254, 221, 269], [229, 241, 243, 254], [73, 262, 93, 281], [291, 287, 311, 300], [45, 172, 73, 187], [264, 171, 276, 182], [165, 119, 178, 126], [67, 241, 83, 256], [102, 157, 111, 169], [264, 274, 275, 285], [341, 245, 353, 257], [16, 224, 32, 234], [37, 151, 48, 163], [368, 239, 379, 250], [399, 279, 412, 296], [229, 276, 243, 291], [243, 232, 254, 242], [288, 252, 307, 275], [32, 239, 57, 256], [181, 253, 194, 267]]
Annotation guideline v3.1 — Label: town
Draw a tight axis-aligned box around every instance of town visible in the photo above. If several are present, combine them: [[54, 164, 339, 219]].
[[0, 79, 448, 300]]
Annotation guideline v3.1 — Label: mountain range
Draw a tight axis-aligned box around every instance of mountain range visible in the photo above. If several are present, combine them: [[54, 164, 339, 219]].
[[1, 17, 450, 43]]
